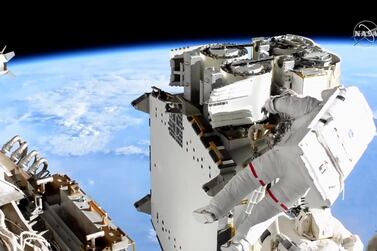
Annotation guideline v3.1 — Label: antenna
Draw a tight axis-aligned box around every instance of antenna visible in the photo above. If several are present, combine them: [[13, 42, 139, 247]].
[[1, 45, 6, 54]]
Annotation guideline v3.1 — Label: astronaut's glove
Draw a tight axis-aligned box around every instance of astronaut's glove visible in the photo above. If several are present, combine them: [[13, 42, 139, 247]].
[[262, 97, 278, 115], [279, 88, 298, 97], [262, 88, 297, 115], [321, 86, 346, 102]]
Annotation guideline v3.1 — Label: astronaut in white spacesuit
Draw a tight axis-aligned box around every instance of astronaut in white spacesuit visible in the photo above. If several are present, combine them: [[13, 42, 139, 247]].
[[194, 88, 338, 250]]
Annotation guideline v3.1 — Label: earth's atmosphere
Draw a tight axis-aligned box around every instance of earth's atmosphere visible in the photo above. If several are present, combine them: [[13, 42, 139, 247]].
[[0, 39, 376, 250]]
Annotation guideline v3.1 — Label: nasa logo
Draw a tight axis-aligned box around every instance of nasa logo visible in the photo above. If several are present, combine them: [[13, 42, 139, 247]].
[[353, 20, 377, 45]]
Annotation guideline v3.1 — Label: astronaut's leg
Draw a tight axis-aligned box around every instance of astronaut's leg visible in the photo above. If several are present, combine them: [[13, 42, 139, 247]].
[[194, 149, 282, 223], [193, 165, 260, 224], [209, 166, 259, 218], [220, 191, 284, 251], [231, 175, 309, 243]]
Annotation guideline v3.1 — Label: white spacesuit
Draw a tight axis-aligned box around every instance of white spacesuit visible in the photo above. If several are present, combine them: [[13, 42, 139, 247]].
[[194, 89, 338, 250]]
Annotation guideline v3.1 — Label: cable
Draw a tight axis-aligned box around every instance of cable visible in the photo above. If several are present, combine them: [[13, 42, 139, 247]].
[[20, 231, 50, 249]]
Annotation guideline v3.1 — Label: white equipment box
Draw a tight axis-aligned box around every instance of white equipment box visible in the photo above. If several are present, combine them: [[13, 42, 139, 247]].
[[299, 86, 376, 206]]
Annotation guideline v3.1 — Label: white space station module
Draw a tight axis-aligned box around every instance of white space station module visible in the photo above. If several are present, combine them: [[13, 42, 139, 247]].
[[132, 35, 376, 251], [0, 51, 134, 251], [0, 46, 15, 77]]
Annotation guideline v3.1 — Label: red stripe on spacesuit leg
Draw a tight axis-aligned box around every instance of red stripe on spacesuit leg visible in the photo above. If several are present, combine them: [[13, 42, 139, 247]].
[[267, 189, 289, 211], [267, 189, 279, 203], [280, 203, 288, 211], [248, 162, 289, 211], [249, 162, 266, 186], [249, 162, 258, 178]]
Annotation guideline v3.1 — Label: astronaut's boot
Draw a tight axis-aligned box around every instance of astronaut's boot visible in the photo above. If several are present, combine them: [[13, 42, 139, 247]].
[[220, 238, 250, 251], [192, 205, 218, 224]]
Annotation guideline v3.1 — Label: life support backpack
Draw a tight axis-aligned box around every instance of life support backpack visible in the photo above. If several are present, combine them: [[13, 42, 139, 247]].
[[298, 86, 376, 206]]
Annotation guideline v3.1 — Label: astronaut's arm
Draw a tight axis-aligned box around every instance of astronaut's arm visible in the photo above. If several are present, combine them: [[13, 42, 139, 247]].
[[264, 95, 321, 118]]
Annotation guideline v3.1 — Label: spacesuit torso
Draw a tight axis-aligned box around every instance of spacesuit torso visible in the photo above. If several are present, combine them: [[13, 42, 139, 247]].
[[248, 94, 326, 211]]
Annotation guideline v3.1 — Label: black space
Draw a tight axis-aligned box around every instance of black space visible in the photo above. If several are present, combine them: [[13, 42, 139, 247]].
[[2, 3, 375, 58]]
